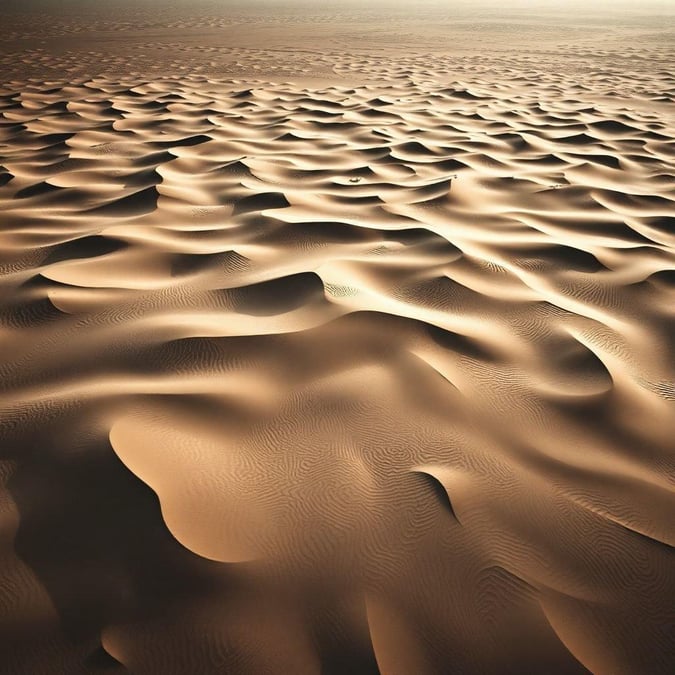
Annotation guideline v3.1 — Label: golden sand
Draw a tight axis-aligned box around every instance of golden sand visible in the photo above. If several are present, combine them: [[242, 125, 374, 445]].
[[1, 2, 674, 673]]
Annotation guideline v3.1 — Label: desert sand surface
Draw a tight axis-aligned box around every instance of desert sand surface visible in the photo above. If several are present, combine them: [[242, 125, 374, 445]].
[[1, 1, 674, 673]]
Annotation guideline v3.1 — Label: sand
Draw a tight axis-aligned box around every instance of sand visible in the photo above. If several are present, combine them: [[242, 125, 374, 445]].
[[1, 1, 674, 673]]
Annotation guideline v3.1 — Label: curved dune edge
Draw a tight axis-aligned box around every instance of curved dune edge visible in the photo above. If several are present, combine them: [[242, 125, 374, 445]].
[[109, 417, 260, 563]]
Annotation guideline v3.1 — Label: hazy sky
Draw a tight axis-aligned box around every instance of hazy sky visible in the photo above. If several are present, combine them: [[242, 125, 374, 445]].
[[6, 0, 674, 21], [7, 0, 675, 6]]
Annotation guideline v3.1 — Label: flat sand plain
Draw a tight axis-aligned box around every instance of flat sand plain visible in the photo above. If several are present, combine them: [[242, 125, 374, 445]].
[[1, 2, 674, 673]]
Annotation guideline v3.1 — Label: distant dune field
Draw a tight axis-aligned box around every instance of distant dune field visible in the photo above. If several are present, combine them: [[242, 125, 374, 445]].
[[1, 2, 674, 674]]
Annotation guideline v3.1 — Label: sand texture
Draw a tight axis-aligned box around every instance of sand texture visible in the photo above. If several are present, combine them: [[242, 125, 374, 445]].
[[1, 2, 674, 673]]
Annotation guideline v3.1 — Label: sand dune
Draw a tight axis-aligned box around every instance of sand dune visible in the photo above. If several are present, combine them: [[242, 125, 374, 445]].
[[1, 2, 674, 673]]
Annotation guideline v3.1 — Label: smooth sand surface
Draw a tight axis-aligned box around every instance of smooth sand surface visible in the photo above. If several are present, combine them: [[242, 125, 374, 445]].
[[1, 2, 674, 673]]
